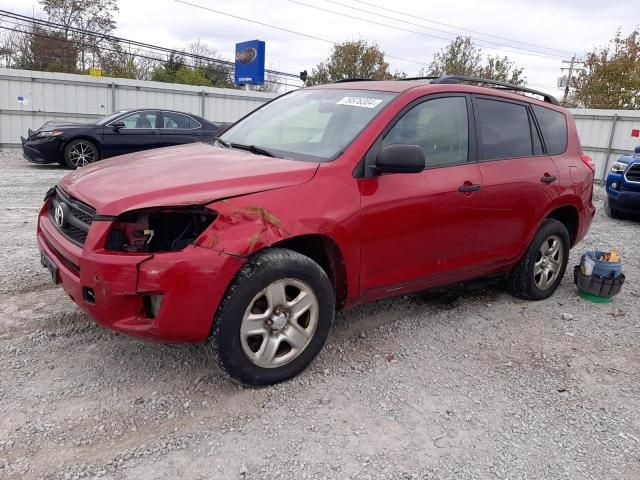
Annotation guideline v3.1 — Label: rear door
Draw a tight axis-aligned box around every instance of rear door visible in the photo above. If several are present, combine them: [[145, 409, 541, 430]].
[[102, 111, 162, 156], [472, 96, 560, 267], [160, 111, 202, 147], [359, 94, 484, 294]]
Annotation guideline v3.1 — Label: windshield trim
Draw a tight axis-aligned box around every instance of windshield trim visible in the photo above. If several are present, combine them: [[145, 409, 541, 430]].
[[219, 88, 400, 163]]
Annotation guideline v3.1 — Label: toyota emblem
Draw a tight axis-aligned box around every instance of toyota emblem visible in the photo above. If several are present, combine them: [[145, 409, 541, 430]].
[[54, 203, 65, 227]]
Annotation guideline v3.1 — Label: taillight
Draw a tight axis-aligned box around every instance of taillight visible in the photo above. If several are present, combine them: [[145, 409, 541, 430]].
[[580, 154, 596, 172]]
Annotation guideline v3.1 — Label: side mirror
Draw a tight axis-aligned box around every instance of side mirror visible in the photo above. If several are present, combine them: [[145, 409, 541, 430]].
[[375, 144, 425, 174], [111, 121, 125, 130]]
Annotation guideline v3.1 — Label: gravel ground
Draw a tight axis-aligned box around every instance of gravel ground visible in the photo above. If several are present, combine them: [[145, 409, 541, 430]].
[[1, 150, 639, 480]]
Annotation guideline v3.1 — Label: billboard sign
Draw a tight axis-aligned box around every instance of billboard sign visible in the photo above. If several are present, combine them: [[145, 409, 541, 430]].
[[234, 40, 265, 85]]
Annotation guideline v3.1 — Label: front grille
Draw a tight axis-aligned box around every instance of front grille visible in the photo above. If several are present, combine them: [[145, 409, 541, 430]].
[[48, 187, 96, 246], [625, 163, 640, 183]]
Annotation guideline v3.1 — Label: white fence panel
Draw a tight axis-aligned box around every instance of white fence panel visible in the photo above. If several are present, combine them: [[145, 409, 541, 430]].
[[0, 68, 276, 149], [570, 108, 640, 181]]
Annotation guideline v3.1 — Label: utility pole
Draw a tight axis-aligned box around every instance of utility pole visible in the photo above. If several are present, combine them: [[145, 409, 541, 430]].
[[561, 56, 583, 106]]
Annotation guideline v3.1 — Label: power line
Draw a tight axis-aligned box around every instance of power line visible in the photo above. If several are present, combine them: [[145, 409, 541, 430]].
[[318, 0, 567, 59], [346, 0, 575, 56], [0, 9, 304, 80], [173, 0, 430, 67], [0, 22, 300, 88], [288, 0, 563, 61]]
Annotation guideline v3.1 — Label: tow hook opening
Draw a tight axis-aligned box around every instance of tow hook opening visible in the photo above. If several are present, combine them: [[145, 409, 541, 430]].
[[142, 294, 163, 319], [82, 287, 96, 305]]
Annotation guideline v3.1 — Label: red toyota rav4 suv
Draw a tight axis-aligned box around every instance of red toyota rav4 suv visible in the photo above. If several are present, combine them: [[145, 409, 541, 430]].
[[37, 77, 595, 386]]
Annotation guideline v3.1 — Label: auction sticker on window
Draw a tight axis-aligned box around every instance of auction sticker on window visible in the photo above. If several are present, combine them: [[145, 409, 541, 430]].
[[337, 96, 384, 108]]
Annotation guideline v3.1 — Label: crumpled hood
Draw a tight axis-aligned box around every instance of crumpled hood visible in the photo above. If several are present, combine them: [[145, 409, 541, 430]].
[[59, 143, 320, 216]]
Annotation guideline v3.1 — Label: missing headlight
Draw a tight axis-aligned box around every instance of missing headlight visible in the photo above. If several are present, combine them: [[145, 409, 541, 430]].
[[106, 208, 216, 253]]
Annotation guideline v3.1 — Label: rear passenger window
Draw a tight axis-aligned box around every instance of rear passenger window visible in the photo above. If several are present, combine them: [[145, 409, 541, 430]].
[[532, 105, 568, 155], [476, 98, 532, 160], [163, 112, 193, 129], [383, 96, 469, 167]]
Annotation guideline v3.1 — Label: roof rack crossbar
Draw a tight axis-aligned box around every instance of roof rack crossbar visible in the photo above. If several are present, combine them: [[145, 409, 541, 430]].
[[430, 75, 559, 105]]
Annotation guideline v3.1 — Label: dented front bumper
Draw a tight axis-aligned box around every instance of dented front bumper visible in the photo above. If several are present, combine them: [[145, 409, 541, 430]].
[[37, 202, 245, 343]]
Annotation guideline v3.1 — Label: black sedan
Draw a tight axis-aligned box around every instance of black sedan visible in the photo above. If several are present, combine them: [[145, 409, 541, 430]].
[[21, 109, 228, 169]]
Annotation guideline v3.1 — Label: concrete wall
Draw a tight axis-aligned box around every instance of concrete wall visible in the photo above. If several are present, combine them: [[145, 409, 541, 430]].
[[0, 68, 276, 149], [569, 108, 640, 182]]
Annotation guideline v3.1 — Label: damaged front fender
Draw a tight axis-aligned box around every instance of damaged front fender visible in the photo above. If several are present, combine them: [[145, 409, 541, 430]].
[[195, 200, 292, 257]]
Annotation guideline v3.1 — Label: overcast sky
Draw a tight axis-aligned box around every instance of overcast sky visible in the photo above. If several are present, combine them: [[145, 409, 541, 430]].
[[1, 0, 638, 97]]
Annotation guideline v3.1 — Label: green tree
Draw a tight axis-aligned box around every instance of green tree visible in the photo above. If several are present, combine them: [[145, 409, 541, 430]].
[[306, 39, 402, 85], [152, 64, 212, 87], [572, 29, 640, 109], [425, 36, 525, 86], [186, 40, 233, 88]]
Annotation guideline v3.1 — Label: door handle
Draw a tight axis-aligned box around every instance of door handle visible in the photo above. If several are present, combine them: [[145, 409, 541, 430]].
[[541, 174, 557, 183], [458, 184, 481, 193]]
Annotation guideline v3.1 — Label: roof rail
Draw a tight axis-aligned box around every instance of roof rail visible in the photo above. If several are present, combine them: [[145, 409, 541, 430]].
[[400, 76, 440, 81], [333, 78, 373, 83], [430, 75, 559, 105]]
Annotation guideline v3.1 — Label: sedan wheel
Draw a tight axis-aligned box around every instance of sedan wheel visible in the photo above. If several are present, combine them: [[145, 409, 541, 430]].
[[64, 140, 98, 169]]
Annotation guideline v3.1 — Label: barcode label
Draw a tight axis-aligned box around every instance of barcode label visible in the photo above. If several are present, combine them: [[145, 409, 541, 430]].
[[336, 97, 383, 108]]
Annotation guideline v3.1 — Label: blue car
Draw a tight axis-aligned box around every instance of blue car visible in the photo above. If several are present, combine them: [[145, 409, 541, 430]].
[[605, 145, 640, 218]]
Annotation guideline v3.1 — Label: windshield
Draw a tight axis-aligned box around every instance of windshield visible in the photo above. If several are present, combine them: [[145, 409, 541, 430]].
[[220, 89, 397, 161], [95, 110, 130, 125]]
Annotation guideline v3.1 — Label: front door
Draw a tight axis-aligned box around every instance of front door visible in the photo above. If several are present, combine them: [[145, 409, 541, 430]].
[[359, 95, 483, 295], [102, 110, 162, 157]]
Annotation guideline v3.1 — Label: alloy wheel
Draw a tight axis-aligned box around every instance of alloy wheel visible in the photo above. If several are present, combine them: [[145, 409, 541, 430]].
[[533, 234, 564, 290], [68, 142, 96, 167], [240, 278, 319, 368]]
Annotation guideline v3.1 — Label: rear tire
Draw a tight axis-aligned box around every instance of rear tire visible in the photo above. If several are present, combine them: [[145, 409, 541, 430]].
[[63, 139, 99, 169], [208, 248, 335, 387], [507, 219, 570, 300]]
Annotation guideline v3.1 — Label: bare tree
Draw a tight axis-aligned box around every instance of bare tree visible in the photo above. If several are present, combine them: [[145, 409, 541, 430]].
[[184, 39, 233, 88], [40, 0, 118, 70], [0, 27, 19, 67]]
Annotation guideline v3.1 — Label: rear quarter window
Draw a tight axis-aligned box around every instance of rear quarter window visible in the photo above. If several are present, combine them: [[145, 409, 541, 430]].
[[532, 105, 568, 155]]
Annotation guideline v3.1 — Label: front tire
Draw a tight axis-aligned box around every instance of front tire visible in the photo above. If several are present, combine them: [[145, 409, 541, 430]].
[[209, 248, 335, 387], [604, 196, 620, 219], [507, 219, 570, 300], [63, 139, 99, 169]]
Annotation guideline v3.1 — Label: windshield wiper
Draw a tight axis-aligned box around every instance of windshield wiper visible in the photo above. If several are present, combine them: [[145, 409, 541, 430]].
[[230, 143, 279, 158], [214, 137, 231, 148]]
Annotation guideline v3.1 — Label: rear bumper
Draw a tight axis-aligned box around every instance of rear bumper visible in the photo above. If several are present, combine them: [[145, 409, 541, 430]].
[[22, 136, 63, 164], [37, 204, 244, 343]]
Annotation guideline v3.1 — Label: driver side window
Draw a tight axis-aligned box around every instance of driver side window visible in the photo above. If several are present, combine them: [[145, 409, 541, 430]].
[[119, 112, 158, 129], [383, 96, 469, 167]]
